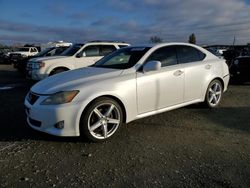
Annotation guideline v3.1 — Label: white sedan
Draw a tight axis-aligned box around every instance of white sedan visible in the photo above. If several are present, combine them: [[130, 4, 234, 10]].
[[24, 43, 229, 142]]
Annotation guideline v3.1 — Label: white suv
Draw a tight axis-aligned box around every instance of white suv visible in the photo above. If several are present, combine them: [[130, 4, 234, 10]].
[[10, 47, 39, 58], [26, 41, 129, 80]]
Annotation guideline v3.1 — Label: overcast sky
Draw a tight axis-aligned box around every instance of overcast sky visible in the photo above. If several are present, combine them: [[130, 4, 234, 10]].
[[0, 0, 250, 45]]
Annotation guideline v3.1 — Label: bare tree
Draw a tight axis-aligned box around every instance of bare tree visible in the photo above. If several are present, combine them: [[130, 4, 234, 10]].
[[188, 33, 196, 44], [150, 36, 163, 43]]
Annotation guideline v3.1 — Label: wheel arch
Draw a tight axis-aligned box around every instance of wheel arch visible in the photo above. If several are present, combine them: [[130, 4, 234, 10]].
[[80, 94, 127, 124], [49, 66, 71, 76], [203, 77, 224, 108], [211, 77, 224, 90], [202, 76, 225, 101]]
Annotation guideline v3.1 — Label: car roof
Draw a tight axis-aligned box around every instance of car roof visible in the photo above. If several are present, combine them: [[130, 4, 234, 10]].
[[131, 42, 203, 48], [72, 43, 85, 46], [85, 41, 129, 45]]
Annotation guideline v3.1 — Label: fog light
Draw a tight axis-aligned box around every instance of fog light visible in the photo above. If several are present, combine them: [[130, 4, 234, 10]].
[[54, 121, 64, 129]]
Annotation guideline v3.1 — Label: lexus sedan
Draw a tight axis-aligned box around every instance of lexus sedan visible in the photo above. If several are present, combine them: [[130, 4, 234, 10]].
[[24, 43, 230, 142]]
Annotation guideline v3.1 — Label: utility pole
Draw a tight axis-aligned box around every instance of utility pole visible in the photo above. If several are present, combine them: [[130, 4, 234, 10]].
[[233, 35, 236, 46]]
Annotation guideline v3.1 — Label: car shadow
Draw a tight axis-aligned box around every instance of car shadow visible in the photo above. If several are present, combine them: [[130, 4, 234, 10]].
[[128, 105, 250, 134], [229, 80, 250, 86], [196, 106, 250, 132], [0, 68, 249, 142], [0, 89, 249, 143]]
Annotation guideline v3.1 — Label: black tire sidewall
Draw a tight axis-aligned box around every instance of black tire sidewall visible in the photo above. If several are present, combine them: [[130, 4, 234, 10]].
[[51, 69, 65, 76]]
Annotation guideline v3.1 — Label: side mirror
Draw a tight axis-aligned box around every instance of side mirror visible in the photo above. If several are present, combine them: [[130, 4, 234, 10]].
[[76, 53, 82, 58], [143, 61, 161, 72]]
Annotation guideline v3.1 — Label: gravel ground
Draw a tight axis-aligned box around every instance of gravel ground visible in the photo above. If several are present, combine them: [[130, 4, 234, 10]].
[[0, 65, 249, 188]]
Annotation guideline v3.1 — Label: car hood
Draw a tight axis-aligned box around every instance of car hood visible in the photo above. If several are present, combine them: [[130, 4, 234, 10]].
[[29, 56, 68, 62], [31, 67, 123, 94]]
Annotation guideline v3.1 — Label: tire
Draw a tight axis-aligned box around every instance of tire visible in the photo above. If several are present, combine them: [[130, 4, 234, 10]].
[[50, 68, 66, 76], [80, 97, 123, 142], [204, 79, 223, 108]]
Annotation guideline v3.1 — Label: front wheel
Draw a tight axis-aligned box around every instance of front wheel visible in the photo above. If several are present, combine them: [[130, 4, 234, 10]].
[[80, 97, 123, 142], [204, 79, 223, 108]]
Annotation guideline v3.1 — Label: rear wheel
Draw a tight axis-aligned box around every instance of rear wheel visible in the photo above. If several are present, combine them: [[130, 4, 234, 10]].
[[80, 97, 123, 142], [204, 79, 223, 108]]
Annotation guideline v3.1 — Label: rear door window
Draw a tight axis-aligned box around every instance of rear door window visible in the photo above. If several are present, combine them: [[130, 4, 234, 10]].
[[31, 48, 37, 52], [100, 45, 117, 56], [146, 46, 178, 67]]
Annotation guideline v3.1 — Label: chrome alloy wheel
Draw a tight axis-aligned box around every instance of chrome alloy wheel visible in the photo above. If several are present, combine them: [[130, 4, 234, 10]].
[[87, 103, 121, 139], [208, 82, 222, 107]]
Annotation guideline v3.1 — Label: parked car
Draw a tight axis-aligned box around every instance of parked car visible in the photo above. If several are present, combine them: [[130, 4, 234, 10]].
[[9, 47, 39, 63], [229, 56, 250, 83], [40, 41, 72, 51], [24, 43, 229, 142], [0, 48, 12, 64], [205, 48, 223, 59], [13, 46, 70, 73], [26, 41, 129, 80]]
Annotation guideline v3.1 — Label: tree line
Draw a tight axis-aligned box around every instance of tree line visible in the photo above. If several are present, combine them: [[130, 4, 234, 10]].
[[150, 33, 196, 44]]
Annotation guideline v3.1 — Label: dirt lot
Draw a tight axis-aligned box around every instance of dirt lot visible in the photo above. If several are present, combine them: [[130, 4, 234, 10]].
[[0, 65, 249, 187]]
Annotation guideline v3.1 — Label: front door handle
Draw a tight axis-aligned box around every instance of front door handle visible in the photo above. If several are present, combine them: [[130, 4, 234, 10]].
[[174, 70, 184, 76]]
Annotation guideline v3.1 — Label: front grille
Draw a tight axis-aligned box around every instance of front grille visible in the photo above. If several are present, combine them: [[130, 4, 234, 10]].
[[29, 117, 41, 127], [27, 92, 39, 105], [10, 53, 21, 58]]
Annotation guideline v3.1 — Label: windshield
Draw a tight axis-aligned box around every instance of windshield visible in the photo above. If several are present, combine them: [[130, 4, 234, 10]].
[[94, 47, 151, 69], [35, 48, 54, 56], [16, 47, 29, 52], [60, 44, 83, 56]]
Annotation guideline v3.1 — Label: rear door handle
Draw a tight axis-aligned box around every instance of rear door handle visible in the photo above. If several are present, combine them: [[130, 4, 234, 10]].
[[205, 64, 212, 69], [174, 70, 184, 76]]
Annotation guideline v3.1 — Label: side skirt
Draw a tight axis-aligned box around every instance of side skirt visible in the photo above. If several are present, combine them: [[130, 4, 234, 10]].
[[134, 99, 203, 120]]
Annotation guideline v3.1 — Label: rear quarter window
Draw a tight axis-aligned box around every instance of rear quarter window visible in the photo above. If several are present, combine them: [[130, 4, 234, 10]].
[[118, 45, 129, 48], [176, 46, 206, 64]]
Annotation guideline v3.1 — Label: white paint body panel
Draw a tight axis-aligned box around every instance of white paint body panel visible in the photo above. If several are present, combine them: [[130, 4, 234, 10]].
[[137, 64, 184, 113], [25, 43, 229, 137]]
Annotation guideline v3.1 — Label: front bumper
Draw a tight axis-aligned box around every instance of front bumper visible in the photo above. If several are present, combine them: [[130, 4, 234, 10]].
[[26, 63, 48, 80], [26, 69, 48, 80], [24, 95, 81, 137]]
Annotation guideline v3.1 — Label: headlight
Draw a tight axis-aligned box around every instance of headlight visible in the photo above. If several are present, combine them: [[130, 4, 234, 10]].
[[41, 90, 79, 105], [33, 61, 45, 69]]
